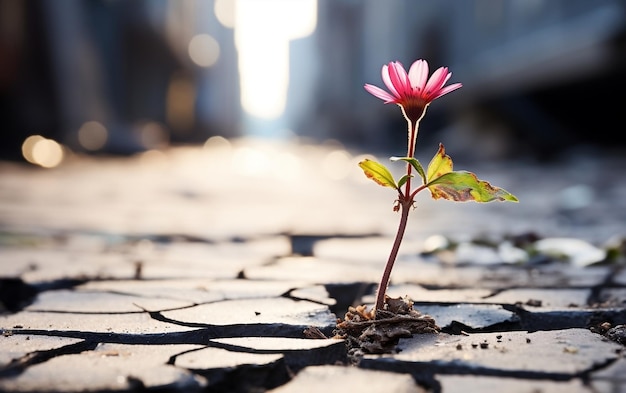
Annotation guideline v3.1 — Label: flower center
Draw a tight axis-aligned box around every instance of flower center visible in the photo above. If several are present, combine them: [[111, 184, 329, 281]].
[[399, 97, 428, 124]]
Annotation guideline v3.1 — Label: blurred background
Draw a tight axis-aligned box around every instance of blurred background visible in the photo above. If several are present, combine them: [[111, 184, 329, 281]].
[[1, 0, 625, 167]]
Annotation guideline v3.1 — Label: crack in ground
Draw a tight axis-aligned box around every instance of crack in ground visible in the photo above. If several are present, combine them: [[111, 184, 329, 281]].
[[0, 339, 98, 378], [587, 265, 626, 306], [2, 318, 334, 343], [359, 358, 586, 393], [1, 230, 624, 391]]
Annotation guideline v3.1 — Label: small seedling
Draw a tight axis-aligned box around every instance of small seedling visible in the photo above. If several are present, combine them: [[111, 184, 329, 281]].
[[335, 59, 518, 354]]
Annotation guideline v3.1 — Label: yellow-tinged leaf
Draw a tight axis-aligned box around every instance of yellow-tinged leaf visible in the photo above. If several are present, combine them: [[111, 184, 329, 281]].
[[426, 143, 453, 183], [427, 171, 519, 203], [358, 159, 397, 189]]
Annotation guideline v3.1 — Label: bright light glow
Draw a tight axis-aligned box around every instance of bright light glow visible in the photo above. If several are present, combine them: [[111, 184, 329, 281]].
[[273, 152, 301, 180], [322, 149, 352, 180], [188, 34, 220, 67], [214, 0, 235, 28], [230, 143, 302, 180], [77, 121, 108, 151], [232, 146, 271, 176], [235, 0, 317, 119], [422, 234, 449, 253], [22, 135, 64, 168], [21, 135, 44, 163]]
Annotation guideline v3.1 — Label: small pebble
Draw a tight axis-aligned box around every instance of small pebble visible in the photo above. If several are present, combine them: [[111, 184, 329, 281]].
[[563, 346, 578, 354], [526, 299, 542, 307]]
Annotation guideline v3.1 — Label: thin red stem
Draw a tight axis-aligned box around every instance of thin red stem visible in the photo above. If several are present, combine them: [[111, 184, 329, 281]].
[[410, 184, 428, 200], [374, 118, 419, 313], [374, 198, 412, 312]]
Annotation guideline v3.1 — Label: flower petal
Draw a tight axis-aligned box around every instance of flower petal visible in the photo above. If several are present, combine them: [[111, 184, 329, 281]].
[[408, 59, 428, 91], [364, 84, 397, 103], [388, 62, 410, 98], [424, 67, 450, 97], [365, 59, 462, 117], [381, 64, 400, 98], [430, 82, 463, 100]]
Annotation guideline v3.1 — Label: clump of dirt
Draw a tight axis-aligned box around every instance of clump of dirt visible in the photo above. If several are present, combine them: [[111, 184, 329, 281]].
[[333, 295, 439, 359], [606, 324, 626, 345]]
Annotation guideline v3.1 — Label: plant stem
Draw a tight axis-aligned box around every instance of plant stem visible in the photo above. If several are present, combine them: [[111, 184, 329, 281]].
[[374, 117, 419, 314], [404, 119, 418, 198], [374, 198, 411, 313]]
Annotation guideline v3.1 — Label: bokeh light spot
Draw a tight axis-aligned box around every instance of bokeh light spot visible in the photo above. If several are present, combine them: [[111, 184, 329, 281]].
[[188, 34, 220, 67], [203, 135, 232, 152], [214, 0, 235, 28], [77, 121, 108, 151], [22, 135, 64, 168], [22, 135, 45, 164], [136, 121, 169, 149]]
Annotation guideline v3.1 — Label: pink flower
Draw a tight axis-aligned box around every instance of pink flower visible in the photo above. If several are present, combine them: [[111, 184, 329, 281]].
[[364, 59, 462, 122]]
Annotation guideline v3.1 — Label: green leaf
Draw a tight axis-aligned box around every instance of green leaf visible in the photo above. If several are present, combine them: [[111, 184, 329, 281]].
[[427, 171, 519, 203], [358, 159, 397, 189], [397, 174, 413, 189], [426, 143, 453, 183], [391, 157, 427, 184]]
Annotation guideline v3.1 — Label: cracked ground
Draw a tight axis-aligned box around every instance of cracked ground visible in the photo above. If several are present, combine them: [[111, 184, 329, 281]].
[[1, 138, 625, 392]]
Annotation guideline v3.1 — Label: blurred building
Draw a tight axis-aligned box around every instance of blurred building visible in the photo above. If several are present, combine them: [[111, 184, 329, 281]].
[[0, 0, 241, 161], [1, 0, 625, 163], [303, 0, 626, 159]]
